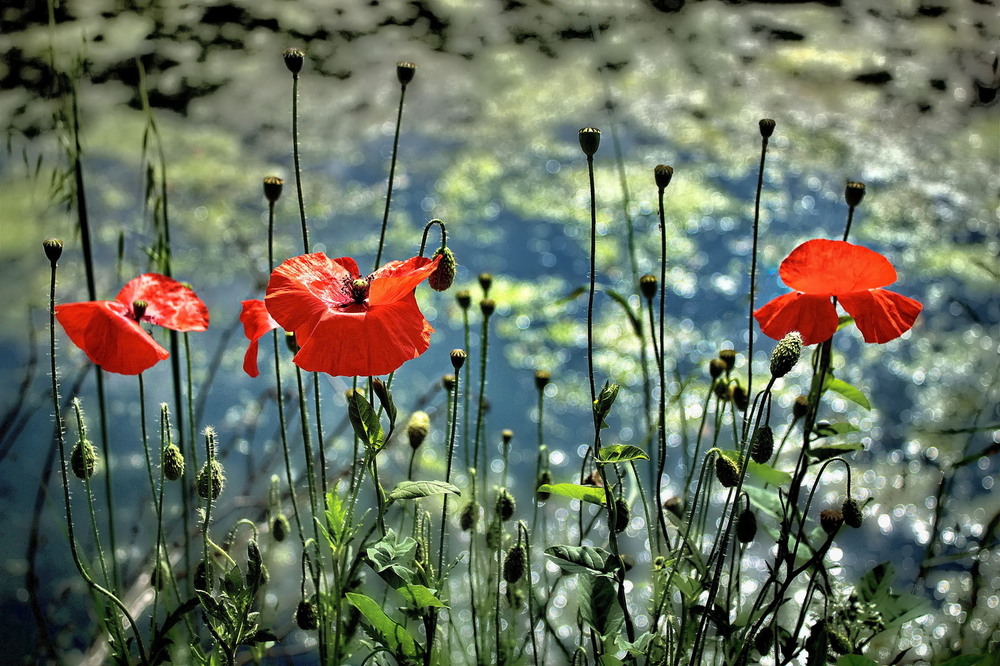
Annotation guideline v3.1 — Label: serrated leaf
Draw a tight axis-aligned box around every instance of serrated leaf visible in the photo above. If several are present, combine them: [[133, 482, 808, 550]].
[[325, 491, 348, 545], [347, 391, 384, 449], [397, 584, 447, 609], [365, 530, 417, 588], [596, 444, 649, 464], [812, 422, 860, 438], [808, 442, 864, 462], [544, 545, 614, 575], [346, 592, 420, 659], [388, 480, 460, 502], [823, 376, 871, 410], [536, 483, 607, 506]]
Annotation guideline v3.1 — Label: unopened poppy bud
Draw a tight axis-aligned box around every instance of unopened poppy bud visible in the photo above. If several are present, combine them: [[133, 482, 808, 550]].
[[429, 246, 456, 291], [709, 358, 727, 379], [196, 460, 225, 500], [613, 497, 630, 533], [478, 273, 493, 295], [715, 453, 740, 488], [732, 384, 749, 412], [770, 331, 803, 378], [450, 349, 467, 370], [718, 349, 737, 371], [459, 500, 477, 531], [406, 411, 431, 449], [480, 298, 496, 318], [820, 508, 844, 535], [793, 395, 810, 419], [759, 118, 776, 139], [663, 496, 684, 518], [654, 164, 673, 190], [151, 559, 171, 590], [371, 377, 390, 409], [272, 513, 290, 542], [43, 238, 64, 266], [750, 426, 774, 464], [282, 48, 304, 74], [736, 507, 758, 543], [496, 489, 515, 521], [456, 290, 471, 310], [285, 331, 298, 353], [263, 176, 284, 203], [396, 61, 416, 86], [295, 599, 318, 630], [534, 370, 551, 391], [578, 127, 601, 156], [714, 381, 732, 401], [132, 300, 148, 321], [639, 274, 658, 300], [162, 442, 185, 481], [842, 498, 863, 528], [71, 439, 98, 480], [828, 629, 852, 654], [485, 520, 501, 550], [441, 374, 456, 391], [246, 539, 268, 589], [845, 181, 866, 208], [503, 543, 526, 583], [536, 470, 553, 500]]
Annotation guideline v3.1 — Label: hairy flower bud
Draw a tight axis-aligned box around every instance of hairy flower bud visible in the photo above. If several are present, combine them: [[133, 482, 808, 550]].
[[196, 460, 225, 500], [732, 384, 749, 412], [770, 331, 802, 378], [639, 274, 658, 300], [750, 426, 774, 464], [845, 181, 866, 208], [296, 599, 318, 630], [71, 439, 98, 480], [842, 498, 863, 528], [263, 176, 284, 203], [654, 164, 673, 190], [429, 246, 456, 291], [460, 500, 477, 531], [162, 442, 185, 481], [282, 48, 304, 74], [502, 544, 526, 583], [406, 411, 431, 449], [718, 349, 737, 371], [759, 118, 776, 139], [820, 509, 844, 535], [709, 358, 727, 379], [496, 489, 515, 522], [43, 238, 64, 266], [396, 61, 416, 86], [736, 507, 758, 543], [614, 497, 630, 533], [272, 513, 290, 542], [579, 127, 601, 156], [715, 453, 740, 488]]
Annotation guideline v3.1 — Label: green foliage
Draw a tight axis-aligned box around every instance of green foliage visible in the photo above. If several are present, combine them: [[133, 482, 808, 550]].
[[593, 381, 620, 429], [579, 573, 623, 639], [536, 482, 608, 506], [347, 390, 385, 450], [345, 592, 421, 662], [365, 529, 417, 588], [823, 375, 872, 410], [596, 444, 649, 464], [544, 544, 615, 576], [855, 562, 932, 633], [387, 480, 461, 502], [720, 449, 792, 486]]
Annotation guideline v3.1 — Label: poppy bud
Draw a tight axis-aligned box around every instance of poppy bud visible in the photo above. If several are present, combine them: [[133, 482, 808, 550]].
[[285, 331, 299, 353], [534, 370, 551, 391], [485, 520, 502, 550], [450, 349, 467, 371], [295, 598, 318, 630], [578, 127, 601, 157], [613, 497, 630, 533], [429, 246, 456, 291], [663, 496, 684, 518], [496, 489, 515, 522], [43, 238, 64, 266], [406, 411, 431, 449], [759, 118, 776, 139], [736, 507, 757, 543], [441, 374, 456, 391], [639, 274, 658, 300], [503, 543, 526, 583], [770, 331, 803, 378], [162, 442, 185, 481], [282, 48, 304, 74], [750, 426, 774, 464], [845, 181, 866, 208], [828, 629, 852, 654], [456, 290, 472, 310], [396, 61, 416, 86], [246, 539, 269, 589], [842, 498, 863, 528], [272, 513, 290, 542], [705, 359, 725, 380], [654, 164, 673, 191], [714, 381, 732, 401], [480, 298, 496, 318], [71, 439, 98, 480], [460, 500, 477, 531], [478, 273, 493, 296], [151, 559, 171, 590], [715, 453, 740, 488], [536, 470, 553, 500], [820, 508, 844, 535], [501, 429, 514, 445], [718, 349, 737, 371], [196, 460, 225, 500], [263, 176, 284, 203], [793, 395, 810, 419], [732, 384, 749, 412]]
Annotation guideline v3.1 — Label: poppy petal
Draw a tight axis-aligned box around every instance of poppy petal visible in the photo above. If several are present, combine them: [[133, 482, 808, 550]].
[[55, 301, 169, 374], [838, 289, 923, 344], [754, 292, 839, 346], [291, 295, 433, 377], [239, 299, 280, 378], [780, 239, 898, 295], [266, 253, 357, 332], [368, 256, 440, 305], [115, 273, 209, 332]]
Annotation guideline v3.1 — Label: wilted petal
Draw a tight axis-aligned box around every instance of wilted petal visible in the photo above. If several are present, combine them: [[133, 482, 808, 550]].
[[116, 273, 209, 332], [754, 292, 839, 346], [55, 301, 169, 375], [780, 239, 897, 295], [239, 299, 279, 378], [838, 289, 923, 343]]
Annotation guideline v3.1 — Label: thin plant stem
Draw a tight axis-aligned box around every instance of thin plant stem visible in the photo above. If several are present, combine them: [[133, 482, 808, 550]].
[[374, 76, 409, 270], [744, 124, 771, 441]]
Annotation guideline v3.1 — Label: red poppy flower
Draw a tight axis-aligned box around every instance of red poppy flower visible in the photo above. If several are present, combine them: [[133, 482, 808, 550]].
[[55, 273, 209, 375], [239, 299, 279, 378], [264, 253, 441, 377], [754, 239, 922, 346]]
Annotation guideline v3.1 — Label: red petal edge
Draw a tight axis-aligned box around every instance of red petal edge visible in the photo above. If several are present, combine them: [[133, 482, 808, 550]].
[[838, 289, 923, 344], [239, 300, 280, 378], [115, 273, 209, 332], [779, 239, 898, 295], [55, 301, 169, 374]]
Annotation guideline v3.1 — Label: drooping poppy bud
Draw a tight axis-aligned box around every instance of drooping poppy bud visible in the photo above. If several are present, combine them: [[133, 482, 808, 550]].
[[715, 453, 740, 488], [503, 544, 526, 583], [613, 497, 630, 533], [842, 498, 863, 528], [71, 439, 98, 480], [460, 500, 477, 531], [732, 384, 749, 412], [736, 507, 758, 543], [429, 246, 456, 291], [406, 411, 431, 449], [162, 442, 185, 481], [496, 489, 515, 522], [272, 513, 290, 542], [750, 426, 774, 464]]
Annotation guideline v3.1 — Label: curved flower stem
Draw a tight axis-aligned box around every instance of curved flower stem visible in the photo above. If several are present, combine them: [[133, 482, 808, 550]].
[[374, 76, 409, 270], [418, 219, 447, 256]]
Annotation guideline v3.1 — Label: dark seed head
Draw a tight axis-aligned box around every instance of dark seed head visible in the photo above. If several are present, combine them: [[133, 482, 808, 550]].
[[579, 127, 601, 156], [820, 509, 844, 535], [396, 61, 416, 86], [715, 454, 740, 488], [845, 181, 866, 208], [654, 164, 673, 191], [43, 238, 64, 266], [842, 498, 863, 528], [263, 176, 284, 203], [639, 274, 658, 300], [429, 246, 456, 292], [282, 48, 305, 74], [450, 349, 467, 371], [759, 118, 776, 139]]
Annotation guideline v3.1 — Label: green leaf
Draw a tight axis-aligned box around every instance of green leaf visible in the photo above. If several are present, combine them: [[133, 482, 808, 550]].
[[579, 573, 622, 638], [593, 381, 621, 430], [939, 656, 992, 666], [388, 480, 461, 502], [823, 376, 871, 410], [365, 530, 417, 588], [396, 584, 447, 609], [536, 483, 607, 506], [604, 288, 642, 337], [544, 545, 614, 575], [325, 491, 348, 545], [720, 450, 791, 486], [808, 442, 865, 462], [555, 285, 586, 305], [347, 390, 384, 449], [812, 422, 860, 438], [597, 444, 649, 464], [345, 592, 420, 659], [834, 657, 879, 666]]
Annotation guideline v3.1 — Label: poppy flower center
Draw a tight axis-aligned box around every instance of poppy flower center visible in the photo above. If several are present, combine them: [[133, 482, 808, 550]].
[[349, 278, 370, 304], [132, 300, 148, 321]]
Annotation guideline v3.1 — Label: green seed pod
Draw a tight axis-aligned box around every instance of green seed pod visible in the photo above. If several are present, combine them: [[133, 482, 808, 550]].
[[478, 273, 493, 296], [406, 411, 431, 450], [480, 298, 496, 318], [71, 439, 98, 480], [196, 460, 226, 501], [455, 289, 472, 310], [496, 489, 515, 522], [736, 507, 758, 543], [578, 127, 601, 157], [272, 513, 290, 542], [502, 544, 526, 584], [396, 61, 416, 86], [534, 370, 551, 391], [162, 442, 185, 481], [263, 176, 284, 203], [429, 246, 456, 292], [770, 332, 803, 379], [536, 470, 553, 501], [715, 454, 740, 488], [732, 384, 749, 412], [750, 426, 774, 464], [654, 164, 673, 191], [295, 599, 318, 630], [613, 497, 630, 534], [793, 395, 810, 419], [709, 358, 727, 379], [450, 349, 467, 371], [842, 498, 863, 529]]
